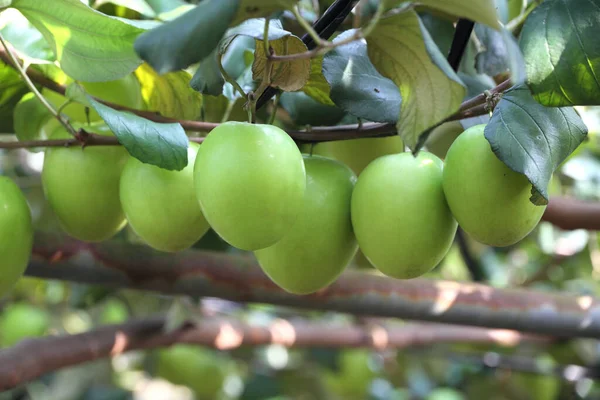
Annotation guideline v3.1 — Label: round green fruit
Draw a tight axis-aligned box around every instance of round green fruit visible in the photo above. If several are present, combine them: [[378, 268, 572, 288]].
[[255, 155, 357, 294], [426, 121, 464, 159], [42, 125, 129, 242], [120, 142, 210, 252], [1, 303, 50, 347], [100, 298, 129, 325], [324, 350, 376, 400], [0, 177, 33, 297], [44, 74, 144, 123], [442, 124, 547, 247], [351, 151, 457, 279], [156, 345, 227, 399], [194, 122, 306, 250], [312, 136, 404, 176]]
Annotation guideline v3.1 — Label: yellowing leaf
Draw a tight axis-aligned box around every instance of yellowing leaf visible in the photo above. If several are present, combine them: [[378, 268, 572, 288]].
[[252, 36, 310, 92], [415, 0, 500, 30], [303, 56, 334, 106]]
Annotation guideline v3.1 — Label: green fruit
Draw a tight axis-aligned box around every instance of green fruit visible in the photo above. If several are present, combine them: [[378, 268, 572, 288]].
[[120, 142, 210, 252], [312, 136, 404, 176], [42, 124, 129, 242], [194, 122, 306, 250], [44, 74, 144, 123], [442, 124, 547, 247], [426, 121, 464, 159], [351, 151, 457, 279], [426, 388, 465, 400], [1, 303, 50, 347], [280, 91, 346, 126], [255, 155, 357, 294], [100, 299, 129, 325], [0, 178, 33, 296], [156, 345, 227, 399], [324, 350, 376, 400]]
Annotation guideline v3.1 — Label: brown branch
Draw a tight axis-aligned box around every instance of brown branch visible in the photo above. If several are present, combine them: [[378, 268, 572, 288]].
[[0, 134, 205, 149], [0, 316, 548, 391], [26, 230, 600, 338], [542, 197, 600, 231]]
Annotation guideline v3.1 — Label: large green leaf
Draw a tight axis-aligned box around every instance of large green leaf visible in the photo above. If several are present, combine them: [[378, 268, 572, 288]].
[[66, 83, 189, 171], [519, 0, 600, 106], [322, 29, 401, 123], [411, 0, 501, 29], [134, 63, 203, 120], [367, 10, 465, 149], [474, 24, 525, 84], [11, 0, 145, 82], [134, 0, 240, 74], [190, 50, 225, 96], [485, 85, 588, 205]]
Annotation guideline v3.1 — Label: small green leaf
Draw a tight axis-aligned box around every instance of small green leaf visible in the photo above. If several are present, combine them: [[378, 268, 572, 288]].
[[485, 85, 588, 205], [134, 0, 240, 74], [519, 0, 600, 106], [0, 61, 26, 107], [0, 9, 53, 63], [134, 63, 203, 120], [474, 24, 525, 84], [367, 10, 465, 149], [66, 83, 189, 171], [232, 0, 298, 25], [190, 50, 225, 96], [13, 93, 53, 147], [302, 55, 334, 105], [323, 29, 401, 123], [12, 0, 145, 82], [413, 0, 501, 29], [253, 36, 310, 92]]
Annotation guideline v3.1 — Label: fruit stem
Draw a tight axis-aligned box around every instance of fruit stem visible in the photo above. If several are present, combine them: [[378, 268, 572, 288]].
[[217, 52, 246, 99], [0, 33, 78, 137]]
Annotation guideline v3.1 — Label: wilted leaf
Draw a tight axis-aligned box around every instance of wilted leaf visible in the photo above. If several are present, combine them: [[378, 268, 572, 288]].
[[12, 0, 145, 82], [485, 85, 588, 205], [519, 0, 600, 106], [135, 63, 203, 120], [253, 35, 310, 91], [367, 10, 465, 149]]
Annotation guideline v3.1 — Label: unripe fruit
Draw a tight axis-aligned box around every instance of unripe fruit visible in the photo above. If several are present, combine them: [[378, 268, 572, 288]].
[[425, 121, 464, 159], [120, 142, 209, 252], [1, 303, 50, 347], [351, 152, 457, 279], [312, 136, 404, 176], [442, 124, 547, 247], [44, 74, 144, 123], [0, 177, 33, 297], [255, 155, 357, 294], [42, 124, 128, 242], [194, 122, 306, 250]]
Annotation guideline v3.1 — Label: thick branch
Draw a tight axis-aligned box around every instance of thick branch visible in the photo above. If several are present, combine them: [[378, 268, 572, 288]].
[[0, 317, 546, 390], [27, 231, 600, 338], [541, 197, 600, 231]]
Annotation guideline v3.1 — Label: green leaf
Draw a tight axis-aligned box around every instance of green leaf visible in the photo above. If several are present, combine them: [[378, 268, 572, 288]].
[[367, 10, 465, 149], [190, 50, 225, 96], [280, 91, 345, 126], [323, 30, 401, 123], [145, 0, 189, 15], [232, 0, 298, 25], [134, 0, 240, 74], [413, 0, 501, 29], [66, 83, 189, 171], [519, 0, 600, 106], [253, 37, 310, 92], [14, 93, 53, 147], [419, 11, 454, 56], [134, 63, 202, 120], [474, 24, 525, 84], [0, 9, 53, 63], [302, 55, 334, 105], [94, 0, 156, 17], [222, 35, 255, 80], [0, 61, 26, 107], [220, 19, 292, 53], [485, 85, 588, 205], [11, 0, 145, 82]]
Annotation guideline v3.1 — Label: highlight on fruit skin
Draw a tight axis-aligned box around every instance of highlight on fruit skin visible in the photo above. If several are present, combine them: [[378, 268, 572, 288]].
[[255, 155, 358, 295], [41, 123, 129, 242], [442, 124, 547, 247], [119, 142, 210, 253], [0, 177, 34, 298], [194, 121, 306, 251], [351, 151, 457, 279]]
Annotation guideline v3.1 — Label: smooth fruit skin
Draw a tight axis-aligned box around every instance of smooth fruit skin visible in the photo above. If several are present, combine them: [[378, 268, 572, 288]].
[[1, 303, 50, 347], [156, 345, 226, 399], [42, 125, 129, 242], [255, 155, 358, 294], [426, 121, 464, 159], [44, 74, 144, 123], [351, 152, 457, 279], [194, 121, 306, 250], [312, 136, 404, 176], [442, 124, 547, 247], [0, 178, 33, 297], [120, 142, 210, 252]]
